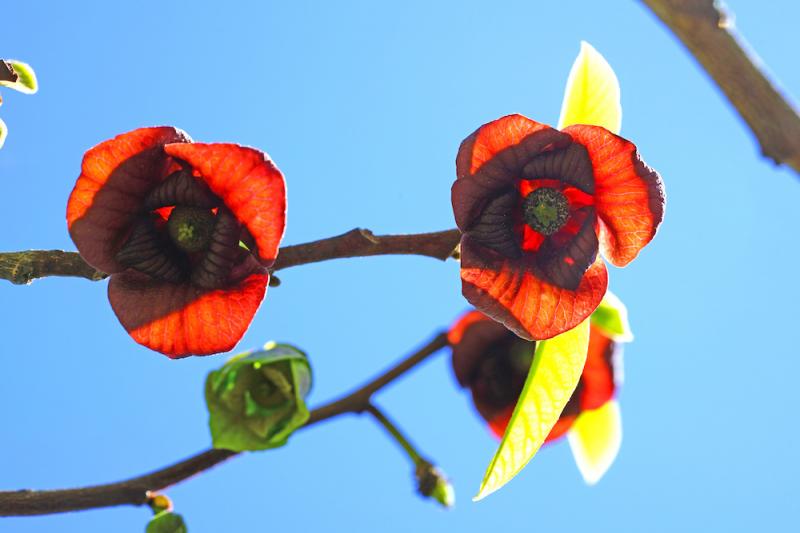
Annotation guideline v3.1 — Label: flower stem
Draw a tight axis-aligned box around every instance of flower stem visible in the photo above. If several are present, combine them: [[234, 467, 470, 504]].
[[365, 403, 423, 465], [0, 332, 450, 516]]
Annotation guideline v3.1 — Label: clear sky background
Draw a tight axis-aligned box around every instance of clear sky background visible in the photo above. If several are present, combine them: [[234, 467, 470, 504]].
[[2, 1, 798, 532]]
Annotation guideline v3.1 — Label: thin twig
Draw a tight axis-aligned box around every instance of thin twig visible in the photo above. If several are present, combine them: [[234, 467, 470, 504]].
[[0, 332, 450, 516], [364, 403, 423, 464], [641, 0, 800, 174], [0, 228, 461, 285]]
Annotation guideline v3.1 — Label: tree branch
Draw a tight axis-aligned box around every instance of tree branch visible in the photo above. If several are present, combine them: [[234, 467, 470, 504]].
[[0, 332, 450, 516], [0, 228, 461, 285], [641, 0, 800, 174], [0, 250, 108, 284]]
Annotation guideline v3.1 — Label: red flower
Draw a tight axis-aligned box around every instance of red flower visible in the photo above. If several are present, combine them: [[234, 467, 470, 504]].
[[448, 310, 621, 443], [452, 114, 664, 340], [66, 127, 286, 358]]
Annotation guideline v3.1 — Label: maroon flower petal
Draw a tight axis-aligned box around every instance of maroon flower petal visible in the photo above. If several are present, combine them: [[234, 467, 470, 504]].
[[460, 236, 608, 340], [66, 127, 191, 274], [163, 143, 286, 267], [108, 270, 269, 358], [453, 114, 571, 231], [563, 124, 665, 267]]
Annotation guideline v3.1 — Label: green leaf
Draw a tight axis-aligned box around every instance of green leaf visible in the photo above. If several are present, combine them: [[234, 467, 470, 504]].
[[557, 41, 621, 134], [590, 291, 633, 342], [474, 319, 591, 500], [0, 118, 7, 150], [206, 342, 312, 452], [146, 512, 187, 533], [0, 60, 38, 94]]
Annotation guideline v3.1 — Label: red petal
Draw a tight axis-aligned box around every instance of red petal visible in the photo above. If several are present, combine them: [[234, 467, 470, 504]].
[[67, 127, 191, 273], [108, 271, 268, 358], [447, 310, 490, 345], [488, 405, 514, 439], [563, 125, 665, 266], [460, 236, 608, 340], [580, 324, 617, 410], [164, 143, 286, 267], [456, 114, 555, 177], [544, 414, 577, 443]]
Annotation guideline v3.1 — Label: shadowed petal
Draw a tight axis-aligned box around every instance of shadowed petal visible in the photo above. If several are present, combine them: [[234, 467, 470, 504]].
[[164, 143, 286, 267], [564, 125, 665, 267], [453, 115, 570, 230], [460, 236, 608, 340], [108, 271, 268, 358], [66, 127, 191, 273]]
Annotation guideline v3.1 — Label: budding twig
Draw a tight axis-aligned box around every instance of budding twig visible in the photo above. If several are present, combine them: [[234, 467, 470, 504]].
[[0, 332, 450, 516]]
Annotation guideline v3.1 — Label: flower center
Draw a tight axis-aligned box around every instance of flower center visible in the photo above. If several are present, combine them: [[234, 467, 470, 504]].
[[166, 206, 216, 253], [522, 187, 569, 235]]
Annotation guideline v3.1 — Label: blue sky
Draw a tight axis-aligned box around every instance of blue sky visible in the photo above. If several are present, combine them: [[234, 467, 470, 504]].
[[2, 1, 798, 531]]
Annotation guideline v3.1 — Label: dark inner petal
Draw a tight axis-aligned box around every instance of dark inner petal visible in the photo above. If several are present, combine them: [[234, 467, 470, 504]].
[[191, 207, 243, 289], [522, 143, 595, 194], [115, 216, 186, 283], [144, 170, 219, 210], [465, 188, 521, 258], [534, 208, 599, 291], [469, 334, 534, 411]]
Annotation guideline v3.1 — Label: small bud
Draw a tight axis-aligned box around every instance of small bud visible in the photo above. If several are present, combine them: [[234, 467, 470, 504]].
[[146, 493, 173, 514], [415, 461, 455, 509], [205, 343, 312, 452]]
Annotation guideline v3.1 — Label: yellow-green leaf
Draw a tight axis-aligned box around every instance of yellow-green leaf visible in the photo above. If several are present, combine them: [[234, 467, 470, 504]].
[[474, 319, 590, 500], [567, 399, 622, 485], [0, 118, 7, 149], [590, 291, 634, 342], [557, 41, 621, 134], [0, 60, 38, 94]]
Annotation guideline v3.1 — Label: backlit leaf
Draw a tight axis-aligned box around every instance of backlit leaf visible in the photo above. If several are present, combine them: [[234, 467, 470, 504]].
[[0, 60, 38, 94], [590, 291, 633, 342], [557, 42, 621, 134], [567, 399, 622, 485], [474, 319, 590, 500]]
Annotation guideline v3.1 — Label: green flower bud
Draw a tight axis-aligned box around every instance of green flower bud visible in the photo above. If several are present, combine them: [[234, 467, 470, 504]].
[[146, 512, 187, 533], [415, 461, 455, 509], [205, 342, 313, 452]]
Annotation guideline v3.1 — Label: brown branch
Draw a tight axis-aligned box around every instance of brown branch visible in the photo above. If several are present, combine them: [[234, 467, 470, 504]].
[[0, 228, 461, 285], [641, 0, 800, 174], [0, 332, 450, 516], [273, 228, 460, 271], [0, 250, 108, 284]]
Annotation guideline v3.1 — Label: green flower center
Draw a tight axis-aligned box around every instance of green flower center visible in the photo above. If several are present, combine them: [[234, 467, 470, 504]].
[[521, 187, 569, 235], [166, 206, 215, 253]]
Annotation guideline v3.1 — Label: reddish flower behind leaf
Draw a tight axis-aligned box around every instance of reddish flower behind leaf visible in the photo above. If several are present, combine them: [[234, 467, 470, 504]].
[[452, 114, 664, 340], [449, 310, 621, 443], [67, 127, 286, 358]]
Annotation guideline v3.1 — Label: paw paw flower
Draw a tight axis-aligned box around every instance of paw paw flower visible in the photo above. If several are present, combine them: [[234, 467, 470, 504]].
[[449, 291, 632, 484], [67, 127, 286, 357], [451, 42, 665, 340]]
